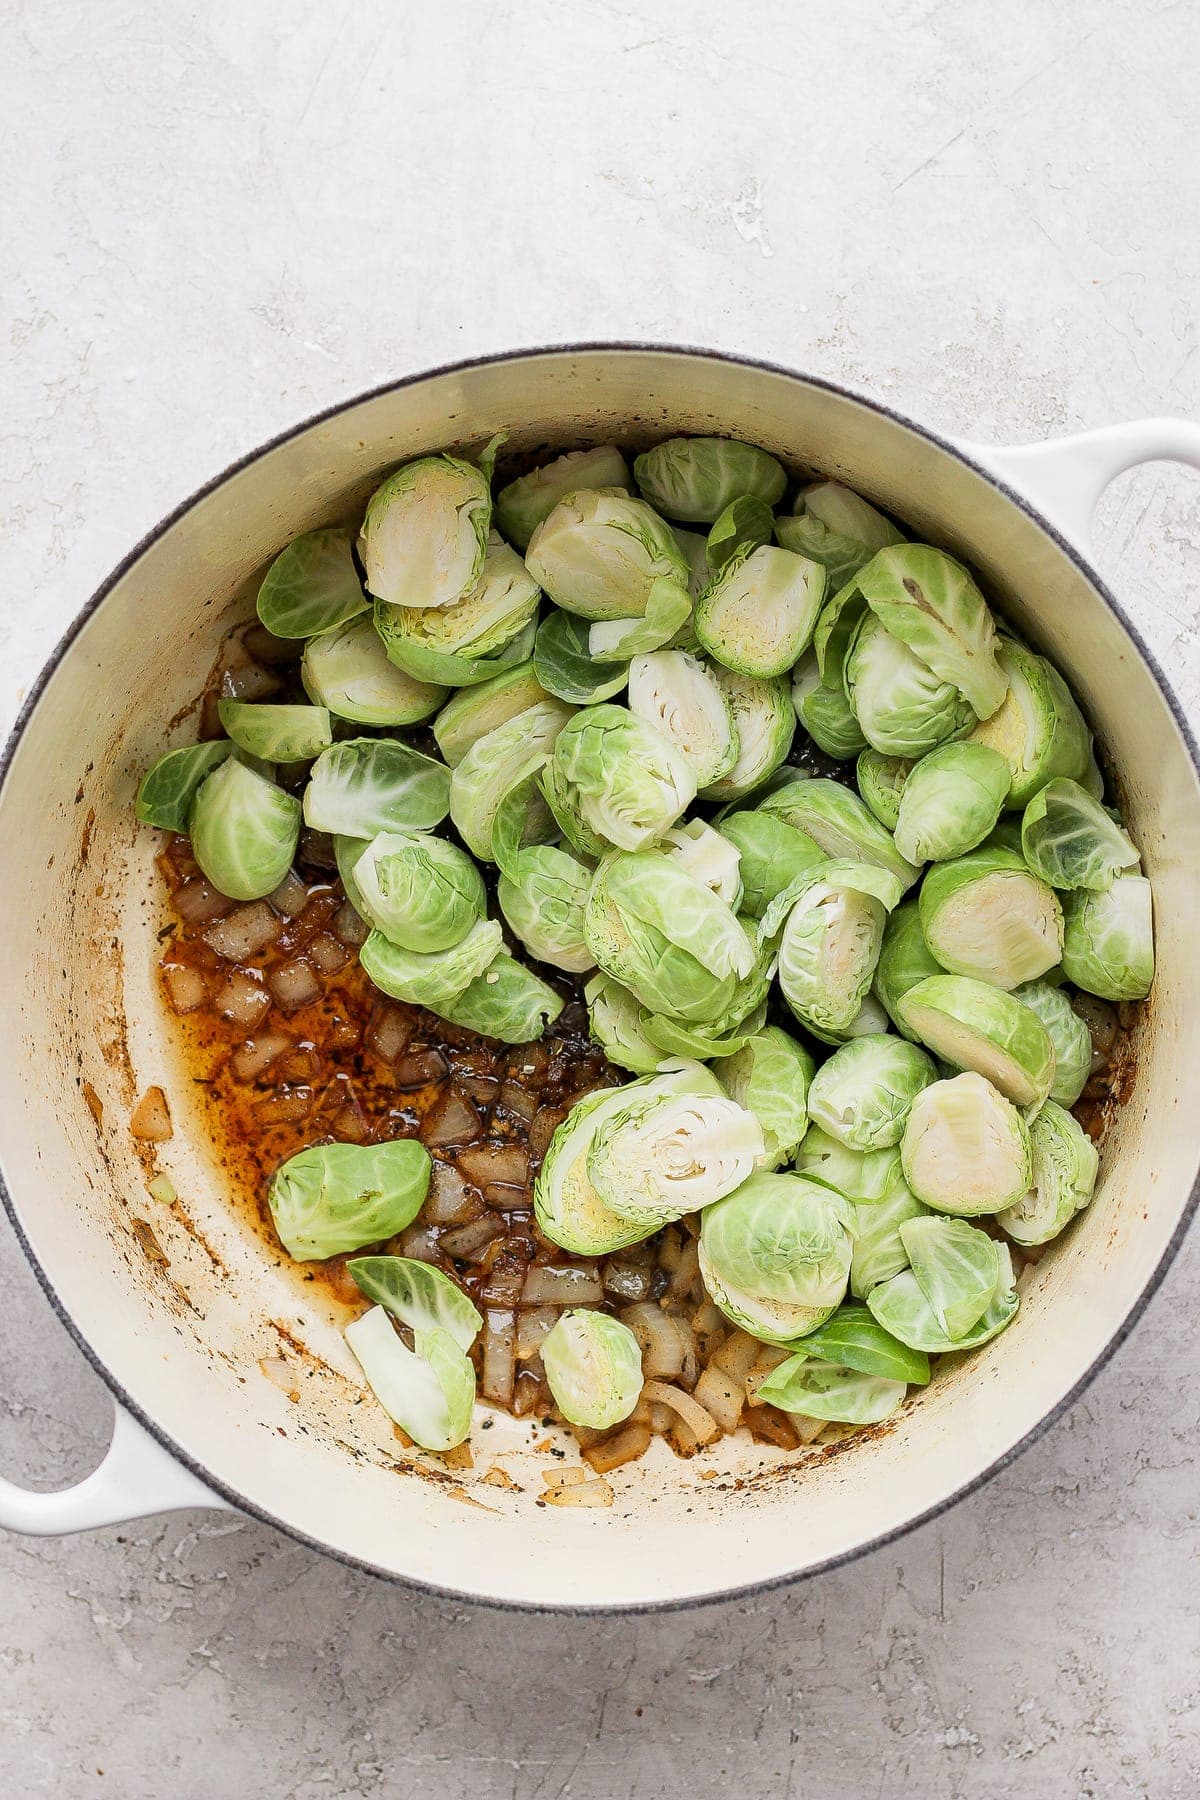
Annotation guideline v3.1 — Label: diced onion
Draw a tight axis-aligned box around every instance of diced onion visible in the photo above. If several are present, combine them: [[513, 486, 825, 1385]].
[[521, 1264, 604, 1306], [425, 1160, 481, 1224], [516, 1306, 559, 1359], [482, 1308, 516, 1406], [161, 962, 208, 1014], [172, 878, 231, 925], [693, 1364, 743, 1435], [213, 970, 271, 1030], [130, 1086, 173, 1142], [620, 1303, 684, 1380], [367, 1007, 414, 1062], [440, 1214, 504, 1260], [202, 902, 280, 962], [309, 932, 350, 974], [457, 1144, 530, 1189], [542, 1476, 615, 1507], [332, 901, 370, 948], [422, 1090, 482, 1148], [640, 1380, 720, 1446], [269, 869, 309, 918], [229, 1030, 292, 1082], [268, 958, 321, 1012]]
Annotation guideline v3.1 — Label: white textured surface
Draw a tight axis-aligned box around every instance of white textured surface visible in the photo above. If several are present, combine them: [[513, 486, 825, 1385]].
[[2, 1, 1199, 1793]]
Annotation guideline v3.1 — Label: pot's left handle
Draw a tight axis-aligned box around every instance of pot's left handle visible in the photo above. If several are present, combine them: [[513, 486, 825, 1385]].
[[0, 1402, 232, 1536]]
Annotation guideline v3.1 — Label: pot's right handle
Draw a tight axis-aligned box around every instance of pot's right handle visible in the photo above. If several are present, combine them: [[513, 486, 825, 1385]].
[[960, 418, 1200, 549], [0, 1400, 231, 1536]]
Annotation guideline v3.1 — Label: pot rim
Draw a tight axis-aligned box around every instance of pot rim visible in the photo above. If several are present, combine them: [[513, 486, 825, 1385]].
[[2, 339, 1197, 1614]]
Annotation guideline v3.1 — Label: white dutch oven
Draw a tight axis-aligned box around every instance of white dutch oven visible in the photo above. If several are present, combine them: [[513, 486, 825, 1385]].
[[2, 346, 1199, 1612]]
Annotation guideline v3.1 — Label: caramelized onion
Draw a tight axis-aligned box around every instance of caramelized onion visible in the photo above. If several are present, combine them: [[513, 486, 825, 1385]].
[[457, 1143, 530, 1189], [422, 1089, 481, 1148], [482, 1309, 516, 1407], [521, 1264, 603, 1306], [203, 902, 280, 962], [162, 962, 208, 1014]]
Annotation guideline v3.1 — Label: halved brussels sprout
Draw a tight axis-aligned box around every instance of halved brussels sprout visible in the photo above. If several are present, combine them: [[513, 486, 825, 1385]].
[[701, 667, 796, 801], [360, 448, 494, 609], [717, 810, 824, 918], [893, 742, 1011, 865], [256, 529, 370, 639], [694, 545, 825, 678], [873, 899, 942, 1039], [812, 990, 895, 1048], [706, 494, 775, 577], [899, 1214, 1004, 1339], [190, 757, 301, 902], [663, 819, 743, 908], [757, 1357, 908, 1425], [588, 577, 693, 662], [541, 1310, 643, 1431], [584, 972, 664, 1076], [997, 1099, 1099, 1246], [755, 776, 920, 891], [348, 1256, 483, 1352], [761, 857, 904, 931], [495, 445, 632, 550], [137, 741, 232, 832], [525, 489, 688, 620], [539, 753, 607, 859], [919, 848, 1063, 989], [344, 1306, 474, 1452], [867, 1241, 1018, 1353], [1020, 777, 1140, 890], [303, 738, 452, 838], [901, 1072, 1032, 1216], [856, 750, 911, 831], [432, 660, 551, 766], [792, 651, 868, 760], [268, 1138, 431, 1260], [698, 1173, 854, 1343], [372, 531, 541, 686], [968, 639, 1092, 807], [776, 873, 887, 1037], [775, 481, 904, 590], [1061, 874, 1154, 1001], [359, 917, 503, 1008], [498, 845, 595, 973], [784, 1302, 930, 1384], [673, 527, 711, 603], [848, 1186, 928, 1299], [633, 435, 786, 523], [436, 953, 564, 1043], [807, 1034, 938, 1151], [588, 1090, 764, 1227], [844, 612, 977, 759], [896, 974, 1056, 1110], [217, 700, 332, 764], [1013, 979, 1092, 1106], [532, 609, 629, 707], [627, 649, 738, 786], [301, 614, 447, 725], [550, 705, 695, 852], [795, 1126, 904, 1205], [856, 544, 1008, 720], [642, 990, 770, 1065], [353, 830, 485, 952], [713, 1026, 814, 1170], [448, 700, 574, 860]]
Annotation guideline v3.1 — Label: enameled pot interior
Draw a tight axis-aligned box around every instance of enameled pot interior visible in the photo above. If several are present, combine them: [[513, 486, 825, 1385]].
[[1, 349, 1198, 1609]]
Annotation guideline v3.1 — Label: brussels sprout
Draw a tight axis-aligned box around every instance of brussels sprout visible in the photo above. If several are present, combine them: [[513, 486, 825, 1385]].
[[372, 532, 541, 687], [360, 447, 495, 609], [584, 973, 663, 1076], [541, 1309, 644, 1431], [303, 738, 452, 838], [873, 899, 942, 1038], [374, 609, 538, 698], [137, 741, 232, 832], [867, 1242, 1018, 1353], [588, 577, 693, 662], [898, 1214, 1004, 1339], [588, 1090, 764, 1227], [968, 640, 1092, 807], [848, 1186, 928, 1299], [896, 974, 1055, 1110], [844, 612, 977, 759], [796, 1125, 904, 1205], [673, 527, 712, 604], [776, 873, 887, 1037], [698, 1173, 854, 1343], [856, 750, 911, 831], [717, 811, 824, 918], [448, 700, 573, 860], [495, 445, 632, 550], [217, 700, 332, 764], [706, 494, 775, 577], [755, 776, 920, 891], [539, 753, 607, 859], [359, 917, 503, 1008], [532, 609, 629, 706], [433, 661, 551, 766], [525, 489, 688, 620], [807, 1035, 938, 1151], [256, 529, 370, 639], [701, 667, 796, 801], [775, 481, 904, 590], [762, 858, 904, 934], [997, 1099, 1099, 1246], [584, 849, 757, 1023], [550, 705, 696, 853], [1013, 979, 1092, 1106], [1020, 777, 1140, 891], [190, 757, 301, 902], [663, 819, 743, 908], [267, 1137, 431, 1260], [633, 435, 787, 523], [348, 1256, 482, 1352], [694, 545, 825, 678], [893, 743, 1011, 866], [1061, 874, 1154, 1001], [436, 953, 564, 1043], [301, 614, 447, 726], [333, 833, 371, 919], [856, 544, 1008, 720], [919, 848, 1063, 989], [901, 1072, 1032, 1216], [792, 652, 869, 760], [758, 1356, 908, 1425], [622, 650, 738, 789], [713, 1026, 814, 1170], [344, 1306, 474, 1452], [784, 1302, 930, 1383], [642, 969, 773, 1063], [353, 830, 485, 952], [498, 845, 595, 973], [812, 990, 896, 1048]]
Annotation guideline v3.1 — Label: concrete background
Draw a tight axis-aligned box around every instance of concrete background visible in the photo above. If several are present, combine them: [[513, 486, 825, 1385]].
[[2, 1, 1199, 1793]]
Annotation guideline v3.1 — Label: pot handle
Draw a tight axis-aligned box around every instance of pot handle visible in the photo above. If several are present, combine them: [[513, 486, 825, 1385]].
[[0, 1401, 232, 1536], [960, 418, 1200, 547]]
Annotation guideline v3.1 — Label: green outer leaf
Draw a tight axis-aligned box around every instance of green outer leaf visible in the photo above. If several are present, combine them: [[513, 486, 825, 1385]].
[[333, 833, 371, 919], [806, 1034, 938, 1152], [782, 1303, 930, 1384], [757, 1356, 908, 1424], [844, 611, 977, 759], [899, 1215, 1002, 1339], [374, 600, 537, 689], [701, 666, 796, 801], [633, 436, 787, 524], [856, 543, 1007, 719], [344, 1308, 474, 1452], [1013, 979, 1092, 1106], [866, 1253, 1018, 1354], [627, 649, 739, 788], [217, 700, 332, 764], [777, 876, 886, 1037], [448, 700, 574, 860], [848, 1186, 928, 1299], [795, 1127, 902, 1205], [694, 544, 825, 678], [856, 750, 911, 830], [873, 899, 945, 1040], [301, 614, 447, 726], [588, 577, 692, 661], [352, 831, 485, 953], [997, 1099, 1099, 1245], [436, 953, 565, 1043], [539, 755, 607, 859], [775, 481, 903, 590], [712, 1026, 814, 1170], [490, 768, 560, 881], [1021, 777, 1140, 891], [793, 652, 869, 760], [583, 973, 663, 1076], [136, 741, 232, 831], [699, 1173, 854, 1340], [348, 1256, 482, 1352], [755, 776, 920, 891], [895, 974, 1056, 1109], [717, 811, 825, 918], [498, 845, 594, 973], [533, 609, 629, 705], [256, 529, 369, 638], [541, 1310, 644, 1430], [303, 738, 451, 838], [190, 757, 301, 902], [642, 999, 768, 1062], [551, 705, 696, 853], [1061, 874, 1154, 1001], [893, 741, 1011, 864], [706, 495, 774, 577], [359, 918, 503, 1007], [432, 661, 551, 766], [919, 848, 1064, 990], [267, 1139, 431, 1261], [495, 445, 632, 551]]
